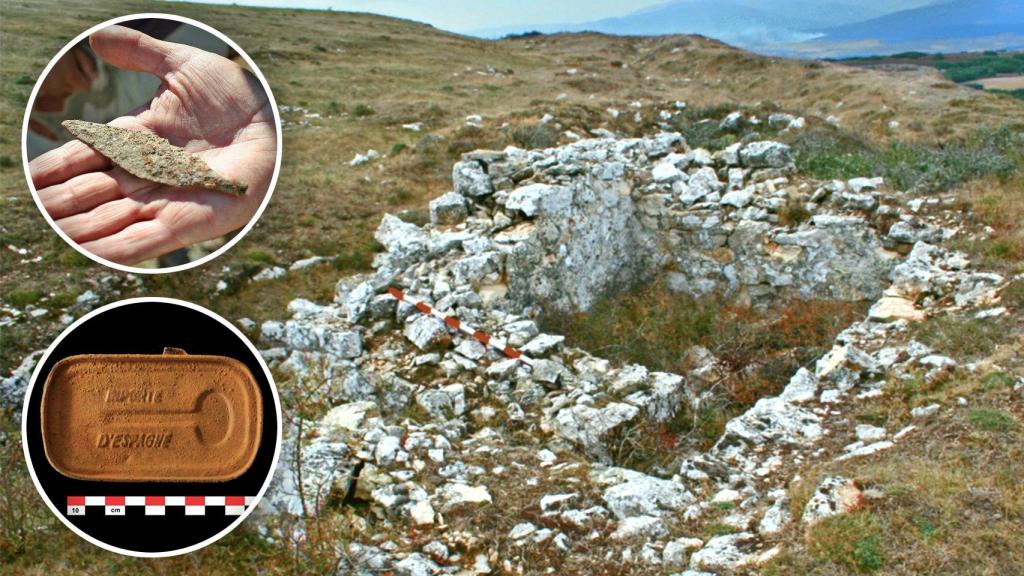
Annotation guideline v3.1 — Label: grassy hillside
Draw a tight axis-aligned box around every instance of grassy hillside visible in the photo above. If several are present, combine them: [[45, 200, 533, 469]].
[[3, 1, 1023, 373], [1, 1, 1022, 573]]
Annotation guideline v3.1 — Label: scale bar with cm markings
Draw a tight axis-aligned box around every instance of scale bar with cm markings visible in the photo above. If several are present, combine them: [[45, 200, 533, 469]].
[[66, 496, 255, 516]]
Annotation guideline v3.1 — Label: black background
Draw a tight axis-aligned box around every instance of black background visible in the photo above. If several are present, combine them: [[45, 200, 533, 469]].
[[24, 301, 278, 554]]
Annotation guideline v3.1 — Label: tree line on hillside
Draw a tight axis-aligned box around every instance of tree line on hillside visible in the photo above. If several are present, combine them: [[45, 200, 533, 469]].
[[935, 51, 1024, 83]]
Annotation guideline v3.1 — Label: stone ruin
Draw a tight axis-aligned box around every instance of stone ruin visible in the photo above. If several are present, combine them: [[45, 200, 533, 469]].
[[441, 133, 893, 314], [249, 133, 1006, 574]]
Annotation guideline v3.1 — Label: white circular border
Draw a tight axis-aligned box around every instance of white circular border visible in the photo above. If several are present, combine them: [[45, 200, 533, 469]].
[[21, 13, 283, 274], [20, 297, 284, 558]]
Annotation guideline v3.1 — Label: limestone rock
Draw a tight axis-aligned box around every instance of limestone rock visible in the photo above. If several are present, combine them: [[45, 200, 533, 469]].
[[803, 476, 863, 525], [611, 515, 667, 540], [438, 483, 492, 511], [690, 532, 759, 572], [869, 295, 925, 322], [376, 214, 429, 266], [0, 350, 42, 411], [664, 537, 704, 567], [597, 468, 693, 519], [429, 192, 469, 225], [506, 183, 572, 218], [453, 160, 493, 198], [740, 141, 791, 168], [552, 402, 640, 459], [404, 315, 452, 351]]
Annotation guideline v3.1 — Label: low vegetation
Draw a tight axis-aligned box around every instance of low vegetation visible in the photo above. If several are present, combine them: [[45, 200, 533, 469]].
[[765, 318, 1024, 575], [790, 124, 1024, 192], [542, 281, 865, 466], [804, 511, 886, 573], [952, 176, 1024, 269]]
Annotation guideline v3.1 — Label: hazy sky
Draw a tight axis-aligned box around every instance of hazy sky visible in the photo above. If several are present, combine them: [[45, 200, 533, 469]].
[[185, 0, 666, 32], [183, 0, 938, 34]]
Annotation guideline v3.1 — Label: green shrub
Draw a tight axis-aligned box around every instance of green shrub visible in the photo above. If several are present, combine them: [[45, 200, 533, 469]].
[[48, 290, 80, 308], [351, 104, 375, 118], [667, 103, 743, 150], [935, 52, 1024, 83], [340, 241, 379, 271], [980, 372, 1016, 390], [705, 523, 738, 537], [1001, 280, 1024, 308], [506, 123, 557, 149], [5, 289, 41, 307], [448, 124, 490, 155], [541, 281, 863, 452], [241, 249, 276, 265], [808, 512, 886, 573], [968, 408, 1015, 432], [58, 249, 91, 267], [990, 88, 1024, 101]]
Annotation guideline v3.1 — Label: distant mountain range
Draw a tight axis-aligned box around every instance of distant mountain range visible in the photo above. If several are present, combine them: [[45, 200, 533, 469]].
[[818, 0, 1024, 43], [473, 0, 1024, 58]]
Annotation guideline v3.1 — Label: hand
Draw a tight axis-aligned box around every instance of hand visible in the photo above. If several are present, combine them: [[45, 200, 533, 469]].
[[30, 25, 277, 266], [34, 44, 98, 114]]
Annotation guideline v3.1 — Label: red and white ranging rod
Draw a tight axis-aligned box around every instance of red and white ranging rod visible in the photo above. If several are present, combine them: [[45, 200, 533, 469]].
[[386, 287, 534, 366]]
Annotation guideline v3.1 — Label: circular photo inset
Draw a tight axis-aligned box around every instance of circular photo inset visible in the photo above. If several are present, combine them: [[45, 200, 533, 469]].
[[21, 298, 282, 557], [23, 13, 282, 272]]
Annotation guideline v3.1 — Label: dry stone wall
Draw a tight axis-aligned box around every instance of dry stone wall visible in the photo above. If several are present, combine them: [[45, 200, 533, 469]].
[[433, 133, 896, 316]]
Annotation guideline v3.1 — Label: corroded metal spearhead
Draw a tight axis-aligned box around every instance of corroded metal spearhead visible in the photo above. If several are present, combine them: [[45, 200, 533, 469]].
[[61, 120, 248, 196]]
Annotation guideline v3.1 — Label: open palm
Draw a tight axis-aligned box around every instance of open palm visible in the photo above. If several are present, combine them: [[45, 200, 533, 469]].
[[30, 25, 277, 266]]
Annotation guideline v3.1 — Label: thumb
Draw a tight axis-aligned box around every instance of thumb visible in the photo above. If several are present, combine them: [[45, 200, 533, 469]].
[[89, 25, 189, 80]]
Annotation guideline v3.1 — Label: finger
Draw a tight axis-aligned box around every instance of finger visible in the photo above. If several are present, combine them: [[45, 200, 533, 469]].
[[89, 25, 186, 80], [80, 220, 181, 266], [29, 140, 109, 188], [55, 196, 156, 244], [37, 168, 156, 220], [30, 115, 146, 188]]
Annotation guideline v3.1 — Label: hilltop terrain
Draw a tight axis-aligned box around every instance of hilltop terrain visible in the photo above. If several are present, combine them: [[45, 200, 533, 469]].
[[1, 1, 1023, 574]]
